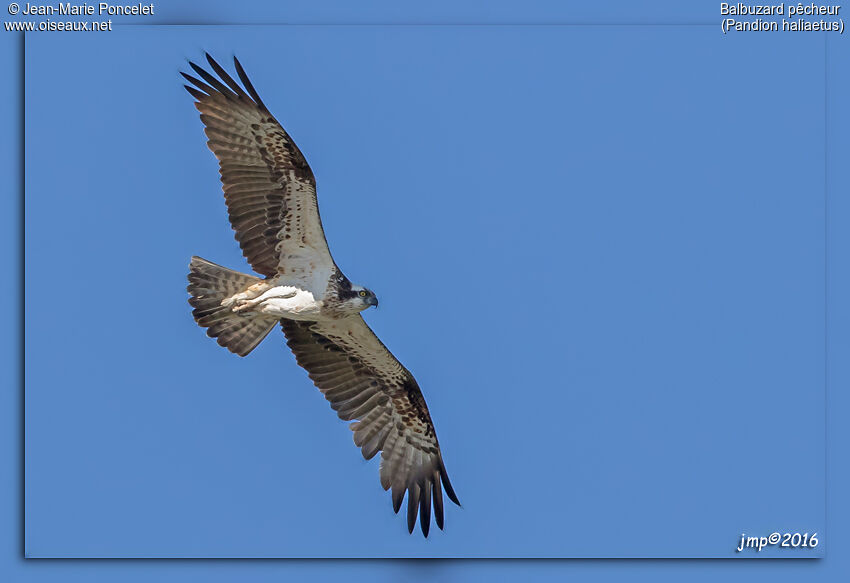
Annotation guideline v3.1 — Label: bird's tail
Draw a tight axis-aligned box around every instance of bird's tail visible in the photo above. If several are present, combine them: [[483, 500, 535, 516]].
[[187, 256, 277, 356]]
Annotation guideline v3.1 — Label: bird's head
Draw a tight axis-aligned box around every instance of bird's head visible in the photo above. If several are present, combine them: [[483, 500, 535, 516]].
[[347, 284, 379, 312], [333, 271, 379, 315]]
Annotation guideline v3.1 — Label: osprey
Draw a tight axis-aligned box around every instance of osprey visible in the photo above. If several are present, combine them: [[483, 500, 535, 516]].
[[183, 54, 459, 536]]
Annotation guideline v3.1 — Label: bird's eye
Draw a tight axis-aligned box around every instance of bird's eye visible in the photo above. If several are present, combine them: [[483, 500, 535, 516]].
[[359, 290, 367, 297]]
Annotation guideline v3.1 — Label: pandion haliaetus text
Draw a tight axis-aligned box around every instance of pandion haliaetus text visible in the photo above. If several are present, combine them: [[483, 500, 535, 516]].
[[183, 54, 459, 536]]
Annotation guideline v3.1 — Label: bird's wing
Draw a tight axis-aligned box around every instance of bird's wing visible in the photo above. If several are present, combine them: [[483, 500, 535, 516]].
[[183, 54, 332, 279], [280, 316, 460, 536]]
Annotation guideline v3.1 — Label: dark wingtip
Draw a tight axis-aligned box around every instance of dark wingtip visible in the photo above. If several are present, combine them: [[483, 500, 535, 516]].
[[439, 457, 461, 507], [181, 71, 218, 101], [203, 52, 250, 99], [188, 61, 206, 78], [419, 480, 431, 538], [433, 472, 445, 530], [419, 482, 432, 537], [184, 85, 206, 100], [232, 55, 269, 112], [406, 484, 420, 534], [188, 59, 237, 99], [392, 487, 404, 514], [233, 55, 246, 79]]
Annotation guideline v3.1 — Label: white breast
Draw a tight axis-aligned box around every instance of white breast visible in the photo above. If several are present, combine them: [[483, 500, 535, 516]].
[[256, 286, 325, 320]]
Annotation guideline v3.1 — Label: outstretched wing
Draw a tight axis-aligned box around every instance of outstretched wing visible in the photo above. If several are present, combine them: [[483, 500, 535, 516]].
[[281, 316, 460, 536], [183, 54, 332, 278]]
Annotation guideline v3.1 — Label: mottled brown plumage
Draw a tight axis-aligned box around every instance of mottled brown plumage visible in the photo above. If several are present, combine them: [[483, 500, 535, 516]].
[[183, 56, 329, 280], [187, 256, 276, 356], [184, 54, 459, 536], [281, 317, 459, 535]]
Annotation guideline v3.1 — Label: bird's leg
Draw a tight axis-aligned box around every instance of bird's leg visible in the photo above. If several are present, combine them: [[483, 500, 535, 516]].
[[230, 285, 299, 313], [220, 281, 272, 310]]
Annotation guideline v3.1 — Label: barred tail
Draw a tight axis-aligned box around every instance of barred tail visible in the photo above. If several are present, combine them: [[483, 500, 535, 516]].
[[187, 256, 277, 356]]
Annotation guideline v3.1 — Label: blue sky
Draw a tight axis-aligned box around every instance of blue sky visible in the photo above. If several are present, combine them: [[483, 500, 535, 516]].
[[5, 0, 850, 581]]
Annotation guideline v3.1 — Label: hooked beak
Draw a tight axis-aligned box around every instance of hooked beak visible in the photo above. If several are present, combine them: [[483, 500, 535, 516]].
[[368, 296, 379, 308]]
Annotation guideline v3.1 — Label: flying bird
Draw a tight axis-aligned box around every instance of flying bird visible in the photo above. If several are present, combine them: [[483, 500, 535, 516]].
[[183, 54, 459, 536]]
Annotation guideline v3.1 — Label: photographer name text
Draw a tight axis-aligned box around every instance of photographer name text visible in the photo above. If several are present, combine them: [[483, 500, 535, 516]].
[[18, 2, 153, 15]]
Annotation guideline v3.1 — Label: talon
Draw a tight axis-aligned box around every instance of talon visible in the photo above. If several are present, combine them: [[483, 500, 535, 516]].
[[221, 292, 247, 308]]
